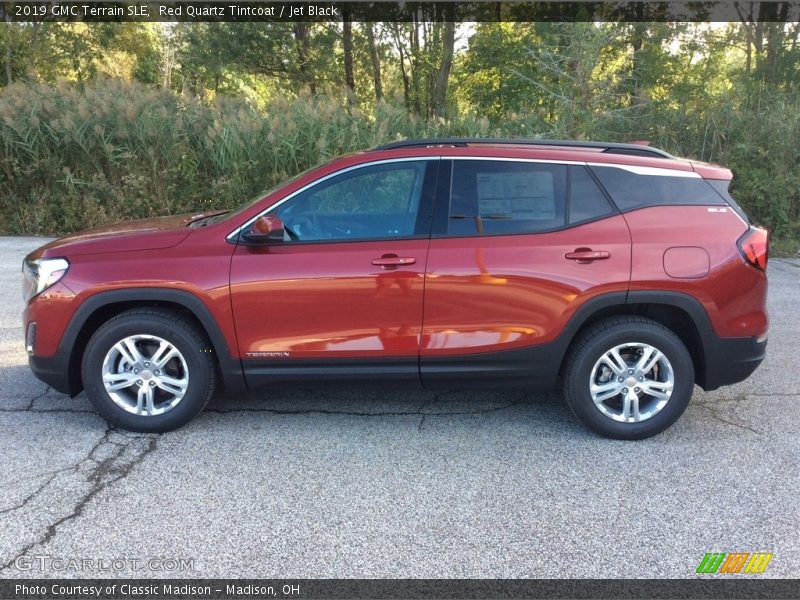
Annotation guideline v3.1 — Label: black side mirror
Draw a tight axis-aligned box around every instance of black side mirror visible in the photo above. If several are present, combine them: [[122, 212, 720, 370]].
[[241, 215, 285, 244]]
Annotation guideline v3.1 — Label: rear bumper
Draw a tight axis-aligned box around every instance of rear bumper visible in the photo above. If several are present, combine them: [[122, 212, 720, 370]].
[[699, 333, 767, 391]]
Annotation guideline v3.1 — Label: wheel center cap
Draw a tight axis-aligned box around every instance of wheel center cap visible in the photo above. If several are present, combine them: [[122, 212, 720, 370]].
[[141, 369, 154, 381], [626, 376, 637, 387]]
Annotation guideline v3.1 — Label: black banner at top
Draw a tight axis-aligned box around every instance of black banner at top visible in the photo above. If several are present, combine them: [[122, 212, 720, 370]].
[[3, 1, 800, 23]]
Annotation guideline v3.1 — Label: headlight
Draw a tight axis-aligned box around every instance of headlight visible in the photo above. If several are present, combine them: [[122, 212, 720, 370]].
[[22, 258, 70, 302]]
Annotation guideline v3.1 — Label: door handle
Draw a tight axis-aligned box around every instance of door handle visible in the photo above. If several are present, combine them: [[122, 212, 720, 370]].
[[372, 254, 416, 268], [565, 249, 611, 263]]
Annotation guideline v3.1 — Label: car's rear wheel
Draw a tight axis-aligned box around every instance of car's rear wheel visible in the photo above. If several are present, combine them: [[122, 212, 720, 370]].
[[563, 316, 694, 440], [81, 309, 217, 432]]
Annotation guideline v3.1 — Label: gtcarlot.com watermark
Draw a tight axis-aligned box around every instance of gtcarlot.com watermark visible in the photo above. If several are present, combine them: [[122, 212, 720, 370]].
[[13, 554, 194, 573]]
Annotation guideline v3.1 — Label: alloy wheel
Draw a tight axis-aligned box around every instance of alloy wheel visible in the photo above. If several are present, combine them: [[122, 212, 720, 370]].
[[101, 334, 189, 416], [589, 342, 675, 423]]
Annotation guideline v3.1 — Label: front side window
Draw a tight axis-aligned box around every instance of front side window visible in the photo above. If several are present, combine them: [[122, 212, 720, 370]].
[[271, 161, 429, 242], [447, 160, 568, 236]]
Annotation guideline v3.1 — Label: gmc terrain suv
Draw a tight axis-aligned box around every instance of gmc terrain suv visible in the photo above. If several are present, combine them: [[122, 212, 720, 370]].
[[22, 139, 768, 439]]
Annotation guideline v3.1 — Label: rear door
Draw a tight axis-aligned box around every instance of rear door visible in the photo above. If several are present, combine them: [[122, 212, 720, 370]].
[[420, 158, 632, 386]]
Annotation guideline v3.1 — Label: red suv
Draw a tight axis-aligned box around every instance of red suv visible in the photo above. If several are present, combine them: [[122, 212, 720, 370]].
[[22, 139, 768, 439]]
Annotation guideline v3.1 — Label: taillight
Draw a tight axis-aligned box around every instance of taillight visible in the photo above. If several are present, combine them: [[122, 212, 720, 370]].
[[737, 227, 769, 271]]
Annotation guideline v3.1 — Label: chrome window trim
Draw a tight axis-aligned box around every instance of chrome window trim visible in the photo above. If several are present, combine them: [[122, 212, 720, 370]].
[[587, 162, 701, 178], [449, 156, 584, 165], [450, 156, 702, 179], [227, 155, 699, 241], [448, 157, 699, 178], [226, 156, 439, 242]]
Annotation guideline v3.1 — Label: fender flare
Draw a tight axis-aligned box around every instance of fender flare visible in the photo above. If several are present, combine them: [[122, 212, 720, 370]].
[[556, 290, 715, 386], [625, 290, 714, 332], [61, 288, 246, 395]]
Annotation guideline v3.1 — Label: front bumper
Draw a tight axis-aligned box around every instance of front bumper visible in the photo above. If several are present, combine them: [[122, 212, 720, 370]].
[[29, 354, 76, 395]]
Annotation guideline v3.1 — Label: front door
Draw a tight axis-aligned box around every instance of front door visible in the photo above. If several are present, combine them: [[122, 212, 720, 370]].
[[230, 159, 438, 386]]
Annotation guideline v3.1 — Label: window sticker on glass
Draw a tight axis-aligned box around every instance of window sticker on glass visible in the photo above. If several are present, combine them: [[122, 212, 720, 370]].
[[476, 172, 556, 220]]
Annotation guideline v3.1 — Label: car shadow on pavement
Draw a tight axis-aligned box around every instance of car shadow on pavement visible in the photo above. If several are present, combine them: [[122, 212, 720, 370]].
[[203, 386, 576, 434], [0, 359, 580, 435]]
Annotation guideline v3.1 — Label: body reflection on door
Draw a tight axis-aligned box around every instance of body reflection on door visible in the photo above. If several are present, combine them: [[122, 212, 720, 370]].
[[230, 240, 428, 358]]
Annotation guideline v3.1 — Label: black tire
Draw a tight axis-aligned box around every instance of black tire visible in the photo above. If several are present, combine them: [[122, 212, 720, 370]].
[[81, 309, 217, 432], [563, 316, 694, 440]]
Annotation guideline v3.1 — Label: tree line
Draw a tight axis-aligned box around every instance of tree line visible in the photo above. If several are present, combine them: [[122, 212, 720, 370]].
[[0, 12, 798, 247]]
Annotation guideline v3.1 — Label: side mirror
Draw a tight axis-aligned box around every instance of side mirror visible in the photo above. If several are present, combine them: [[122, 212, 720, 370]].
[[241, 215, 285, 244]]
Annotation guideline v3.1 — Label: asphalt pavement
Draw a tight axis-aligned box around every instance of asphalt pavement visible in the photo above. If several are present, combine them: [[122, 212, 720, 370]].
[[1, 237, 798, 579]]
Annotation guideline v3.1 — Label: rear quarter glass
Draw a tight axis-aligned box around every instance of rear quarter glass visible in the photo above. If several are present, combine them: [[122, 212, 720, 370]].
[[589, 165, 726, 211], [707, 178, 752, 224]]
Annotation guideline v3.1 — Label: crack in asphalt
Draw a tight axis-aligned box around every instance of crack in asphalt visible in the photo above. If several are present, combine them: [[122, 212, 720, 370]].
[[2, 464, 89, 488], [695, 405, 761, 435], [206, 389, 537, 422], [0, 388, 58, 413], [693, 394, 766, 434], [416, 391, 458, 431], [694, 391, 799, 406], [0, 471, 62, 517], [0, 382, 784, 561], [0, 387, 530, 571], [26, 386, 52, 410], [0, 407, 95, 413], [416, 399, 433, 432], [204, 398, 527, 420], [0, 389, 525, 573], [0, 424, 159, 573], [0, 385, 88, 413]]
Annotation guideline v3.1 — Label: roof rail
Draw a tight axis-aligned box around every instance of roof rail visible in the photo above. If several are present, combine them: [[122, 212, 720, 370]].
[[372, 138, 674, 159]]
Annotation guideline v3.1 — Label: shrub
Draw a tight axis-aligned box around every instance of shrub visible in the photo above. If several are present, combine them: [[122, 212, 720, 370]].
[[0, 78, 796, 243]]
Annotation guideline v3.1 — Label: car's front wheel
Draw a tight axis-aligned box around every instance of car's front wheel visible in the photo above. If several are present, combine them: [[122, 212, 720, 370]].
[[563, 316, 694, 440], [81, 309, 217, 432]]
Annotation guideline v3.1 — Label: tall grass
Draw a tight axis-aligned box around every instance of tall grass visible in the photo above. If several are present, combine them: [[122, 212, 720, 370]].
[[0, 78, 797, 240]]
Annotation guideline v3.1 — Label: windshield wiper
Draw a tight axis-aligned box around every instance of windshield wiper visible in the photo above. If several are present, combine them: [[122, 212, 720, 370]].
[[190, 212, 230, 228]]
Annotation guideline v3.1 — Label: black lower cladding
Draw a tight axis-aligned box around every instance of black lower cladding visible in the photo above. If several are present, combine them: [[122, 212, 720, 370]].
[[420, 344, 563, 390], [243, 357, 423, 389], [34, 330, 767, 395], [28, 354, 71, 395], [243, 344, 565, 391], [30, 288, 248, 397], [244, 332, 766, 391], [699, 334, 767, 390]]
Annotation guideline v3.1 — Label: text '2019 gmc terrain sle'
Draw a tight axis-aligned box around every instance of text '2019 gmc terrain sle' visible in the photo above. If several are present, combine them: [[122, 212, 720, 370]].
[[22, 139, 768, 439]]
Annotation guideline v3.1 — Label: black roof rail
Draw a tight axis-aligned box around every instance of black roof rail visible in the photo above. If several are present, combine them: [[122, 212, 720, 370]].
[[372, 138, 674, 159]]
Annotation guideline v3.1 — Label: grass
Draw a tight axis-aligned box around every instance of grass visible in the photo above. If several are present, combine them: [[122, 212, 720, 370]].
[[770, 237, 800, 258], [0, 78, 797, 247]]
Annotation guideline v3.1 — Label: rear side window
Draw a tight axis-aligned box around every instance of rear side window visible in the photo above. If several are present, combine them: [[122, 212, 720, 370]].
[[590, 165, 726, 211], [569, 166, 614, 224], [448, 160, 567, 236]]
